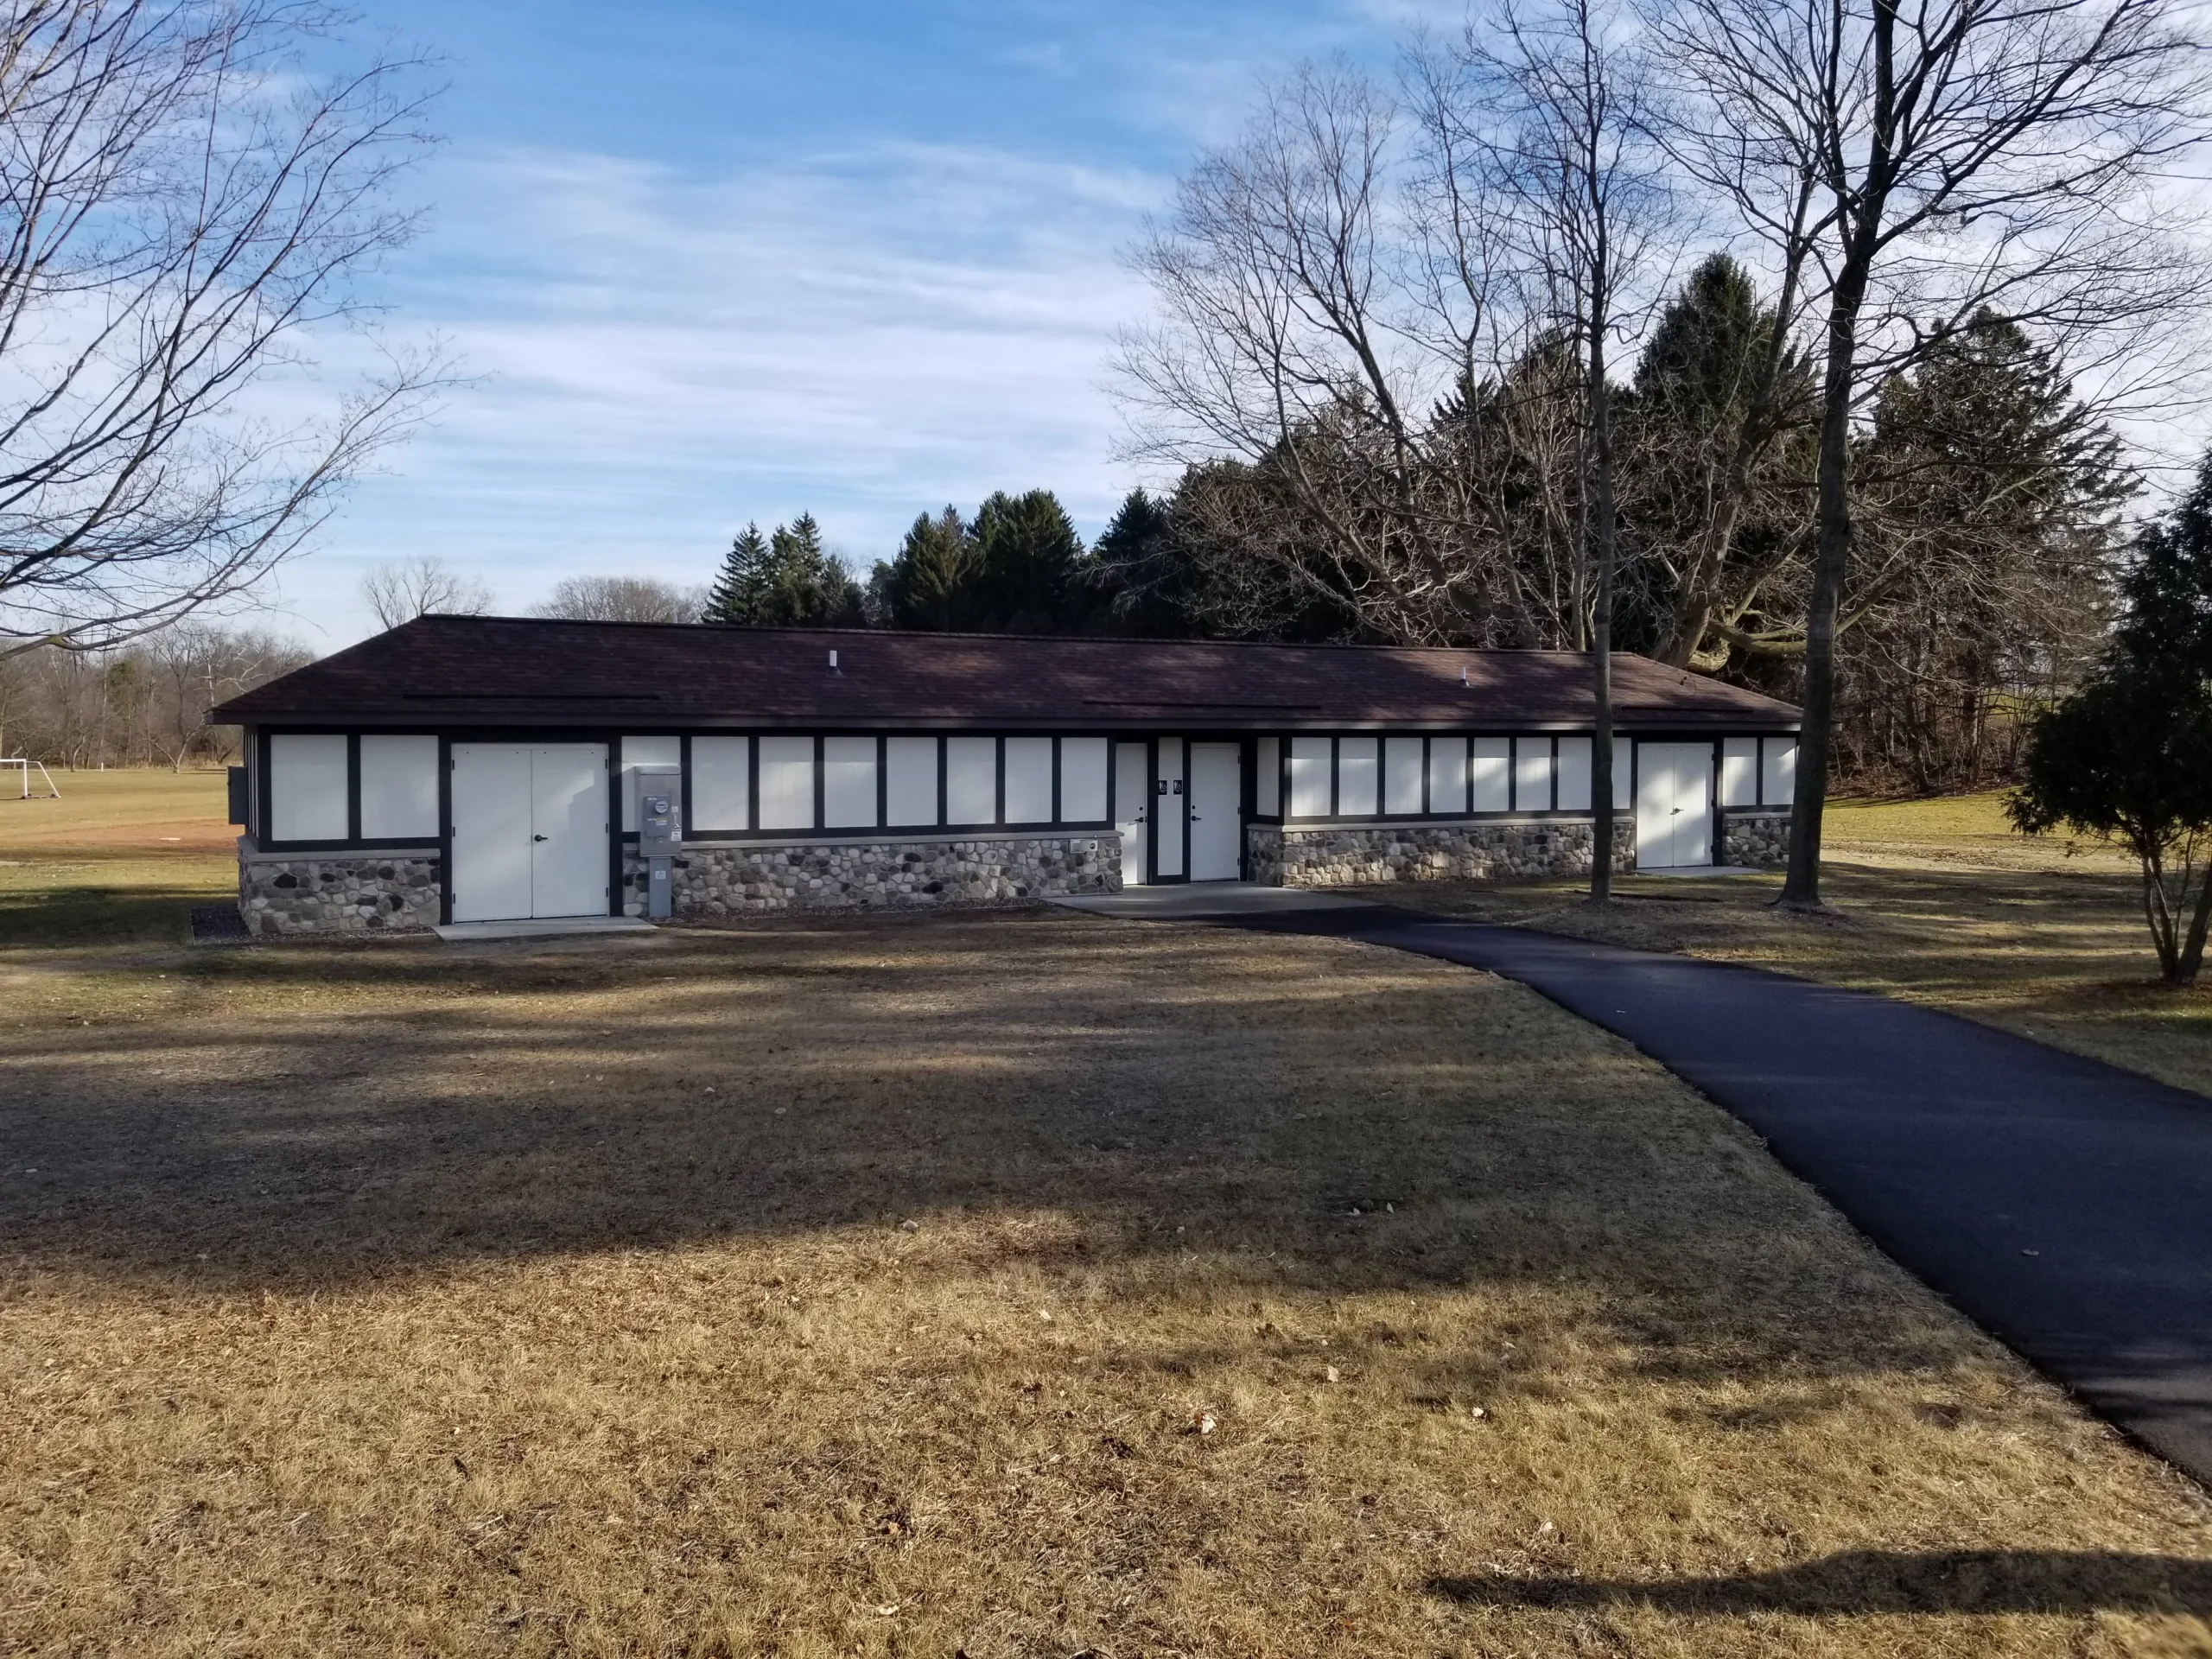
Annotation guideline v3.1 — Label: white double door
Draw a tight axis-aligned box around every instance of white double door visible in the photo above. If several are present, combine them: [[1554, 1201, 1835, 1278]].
[[1635, 741, 1713, 870], [450, 744, 611, 923]]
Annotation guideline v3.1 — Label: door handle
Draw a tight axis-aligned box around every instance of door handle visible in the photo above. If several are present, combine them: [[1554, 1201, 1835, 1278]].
[[533, 833, 549, 842]]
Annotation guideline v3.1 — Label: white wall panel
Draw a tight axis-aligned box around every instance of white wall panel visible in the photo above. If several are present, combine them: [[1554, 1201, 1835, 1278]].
[[1002, 737, 1053, 823], [1289, 736, 1331, 817], [946, 736, 997, 824], [1720, 736, 1758, 807], [1513, 738, 1553, 811], [1255, 736, 1280, 816], [1470, 737, 1510, 811], [690, 736, 750, 830], [1059, 736, 1108, 822], [823, 736, 878, 829], [269, 734, 349, 841], [620, 735, 681, 830], [758, 735, 815, 830], [359, 734, 438, 839], [1338, 736, 1378, 816], [1427, 737, 1467, 816], [1382, 735, 1423, 815], [1761, 737, 1796, 807], [1555, 736, 1592, 812], [885, 737, 939, 826]]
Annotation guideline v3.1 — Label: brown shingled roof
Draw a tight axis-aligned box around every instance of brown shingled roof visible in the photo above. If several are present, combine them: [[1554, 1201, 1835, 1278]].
[[210, 615, 1801, 733]]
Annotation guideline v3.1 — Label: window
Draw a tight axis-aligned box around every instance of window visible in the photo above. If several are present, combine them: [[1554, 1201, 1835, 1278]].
[[1720, 737, 1758, 807], [1337, 737, 1379, 815], [1761, 737, 1796, 807], [1513, 738, 1553, 811], [1555, 737, 1592, 812], [1470, 737, 1510, 811], [1255, 736, 1280, 817], [268, 734, 348, 841], [691, 736, 750, 830], [1059, 737, 1109, 822], [1288, 737, 1331, 818], [1383, 735, 1424, 815], [946, 737, 997, 824], [758, 736, 815, 830], [359, 735, 437, 839], [823, 736, 878, 829], [886, 737, 939, 826], [1427, 738, 1467, 816], [1003, 737, 1053, 824]]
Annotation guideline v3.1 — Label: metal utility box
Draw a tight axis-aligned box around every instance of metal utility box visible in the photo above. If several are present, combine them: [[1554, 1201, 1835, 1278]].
[[631, 764, 681, 918]]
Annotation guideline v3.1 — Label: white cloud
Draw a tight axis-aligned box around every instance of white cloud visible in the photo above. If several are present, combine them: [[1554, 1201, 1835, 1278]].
[[262, 137, 1169, 645]]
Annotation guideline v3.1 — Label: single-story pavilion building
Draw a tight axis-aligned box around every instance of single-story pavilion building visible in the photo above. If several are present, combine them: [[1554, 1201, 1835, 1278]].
[[209, 615, 1802, 937]]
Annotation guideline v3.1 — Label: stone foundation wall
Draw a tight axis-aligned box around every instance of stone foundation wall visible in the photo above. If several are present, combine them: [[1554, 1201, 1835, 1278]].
[[1722, 810, 1792, 868], [626, 833, 1121, 918], [1249, 818, 1636, 887], [237, 840, 442, 938]]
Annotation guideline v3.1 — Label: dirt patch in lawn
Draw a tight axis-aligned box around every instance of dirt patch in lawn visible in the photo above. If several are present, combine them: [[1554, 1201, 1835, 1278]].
[[3, 912, 2209, 1656]]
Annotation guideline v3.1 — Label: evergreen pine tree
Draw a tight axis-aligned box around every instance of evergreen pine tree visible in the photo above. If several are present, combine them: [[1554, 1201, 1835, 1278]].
[[702, 523, 771, 624], [1079, 487, 1205, 637], [870, 506, 978, 630], [703, 513, 865, 628], [970, 489, 1082, 632]]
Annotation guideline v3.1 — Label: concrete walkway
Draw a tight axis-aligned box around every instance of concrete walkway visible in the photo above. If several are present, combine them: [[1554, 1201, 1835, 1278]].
[[1100, 894, 2212, 1483]]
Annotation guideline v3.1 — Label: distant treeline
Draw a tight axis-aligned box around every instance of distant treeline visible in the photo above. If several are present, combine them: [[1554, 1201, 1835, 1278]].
[[0, 626, 309, 768]]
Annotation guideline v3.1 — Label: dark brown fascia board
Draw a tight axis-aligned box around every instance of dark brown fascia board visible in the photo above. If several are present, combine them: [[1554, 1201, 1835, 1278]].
[[208, 709, 1801, 734]]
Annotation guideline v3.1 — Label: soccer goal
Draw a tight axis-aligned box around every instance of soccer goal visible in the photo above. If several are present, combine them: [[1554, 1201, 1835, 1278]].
[[2, 759, 59, 798]]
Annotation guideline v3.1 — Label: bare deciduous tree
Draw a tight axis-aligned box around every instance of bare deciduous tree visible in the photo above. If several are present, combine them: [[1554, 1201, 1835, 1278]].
[[1653, 0, 2211, 906], [1427, 0, 1678, 897], [0, 1, 447, 661], [361, 557, 493, 631], [534, 576, 703, 625]]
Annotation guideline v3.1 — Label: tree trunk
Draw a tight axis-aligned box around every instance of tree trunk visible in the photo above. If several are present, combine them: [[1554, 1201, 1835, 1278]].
[[1781, 270, 1870, 908], [1588, 321, 1619, 902]]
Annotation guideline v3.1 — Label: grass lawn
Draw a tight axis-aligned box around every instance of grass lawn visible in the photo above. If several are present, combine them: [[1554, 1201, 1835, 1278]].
[[0, 767, 234, 949], [1357, 792, 2212, 1101], [4, 777, 2211, 1655]]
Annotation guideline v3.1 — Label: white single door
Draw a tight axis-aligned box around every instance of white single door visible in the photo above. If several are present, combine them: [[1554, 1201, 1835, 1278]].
[[1635, 742, 1713, 869], [1114, 741, 1151, 885], [449, 742, 610, 923], [530, 745, 612, 918], [451, 745, 533, 923], [1189, 742, 1242, 881]]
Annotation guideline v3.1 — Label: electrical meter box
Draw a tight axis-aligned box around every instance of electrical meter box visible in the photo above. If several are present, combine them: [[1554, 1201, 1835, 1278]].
[[632, 765, 681, 855], [631, 763, 681, 919]]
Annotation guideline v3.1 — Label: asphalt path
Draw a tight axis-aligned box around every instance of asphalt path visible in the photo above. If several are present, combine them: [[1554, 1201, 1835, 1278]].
[[1224, 901, 2212, 1484]]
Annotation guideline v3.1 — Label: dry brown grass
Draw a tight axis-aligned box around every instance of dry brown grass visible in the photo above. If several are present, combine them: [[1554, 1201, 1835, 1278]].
[[5, 898, 2212, 1656], [1361, 793, 2212, 1101], [0, 769, 233, 949]]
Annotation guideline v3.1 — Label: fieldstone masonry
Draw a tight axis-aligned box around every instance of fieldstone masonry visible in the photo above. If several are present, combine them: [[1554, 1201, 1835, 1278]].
[[1249, 818, 1636, 887], [1722, 810, 1793, 868], [626, 833, 1120, 918], [236, 840, 441, 938]]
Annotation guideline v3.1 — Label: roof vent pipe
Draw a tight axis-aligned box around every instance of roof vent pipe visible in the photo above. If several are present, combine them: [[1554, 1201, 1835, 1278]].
[[829, 649, 840, 672], [1461, 665, 1470, 687]]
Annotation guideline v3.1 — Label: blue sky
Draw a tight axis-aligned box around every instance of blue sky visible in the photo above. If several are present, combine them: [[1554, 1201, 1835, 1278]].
[[263, 0, 1431, 648]]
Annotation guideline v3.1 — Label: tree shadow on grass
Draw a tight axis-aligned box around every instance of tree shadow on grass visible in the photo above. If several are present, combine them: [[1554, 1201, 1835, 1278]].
[[1430, 1549, 2212, 1617], [0, 910, 2039, 1392]]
